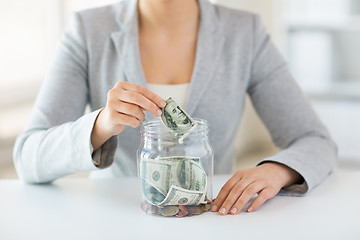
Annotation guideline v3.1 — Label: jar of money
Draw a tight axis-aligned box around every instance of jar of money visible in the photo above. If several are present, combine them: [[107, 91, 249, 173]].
[[137, 118, 213, 217]]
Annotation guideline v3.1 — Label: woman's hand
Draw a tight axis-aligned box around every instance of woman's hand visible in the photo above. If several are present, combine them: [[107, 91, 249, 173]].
[[212, 162, 302, 215], [91, 81, 166, 151]]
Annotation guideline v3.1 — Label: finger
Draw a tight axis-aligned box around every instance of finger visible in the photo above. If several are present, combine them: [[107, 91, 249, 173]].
[[230, 182, 265, 215], [218, 178, 254, 215], [111, 112, 141, 128], [119, 90, 162, 117], [212, 173, 242, 212], [117, 81, 166, 108], [113, 101, 145, 122], [247, 188, 277, 213]]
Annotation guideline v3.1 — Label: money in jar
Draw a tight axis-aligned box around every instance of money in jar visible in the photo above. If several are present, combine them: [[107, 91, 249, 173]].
[[137, 98, 213, 217]]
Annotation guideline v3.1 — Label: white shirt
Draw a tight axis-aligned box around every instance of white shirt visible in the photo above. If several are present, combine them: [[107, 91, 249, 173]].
[[147, 83, 190, 108]]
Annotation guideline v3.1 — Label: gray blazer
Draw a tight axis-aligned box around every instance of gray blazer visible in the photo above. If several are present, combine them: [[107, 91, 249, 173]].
[[14, 0, 337, 195]]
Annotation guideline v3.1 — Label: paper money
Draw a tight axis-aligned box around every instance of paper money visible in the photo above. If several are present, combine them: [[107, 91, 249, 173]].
[[141, 178, 166, 205], [160, 97, 197, 142], [141, 159, 172, 195], [158, 185, 204, 206], [158, 156, 200, 189], [189, 160, 207, 192], [141, 157, 193, 192], [140, 156, 208, 207]]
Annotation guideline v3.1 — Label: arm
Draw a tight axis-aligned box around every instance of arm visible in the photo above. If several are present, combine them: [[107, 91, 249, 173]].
[[13, 13, 110, 183], [247, 15, 337, 194], [14, 13, 166, 184], [212, 15, 337, 214]]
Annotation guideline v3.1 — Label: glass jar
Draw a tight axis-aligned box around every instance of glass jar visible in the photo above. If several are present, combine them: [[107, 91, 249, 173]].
[[137, 118, 213, 217]]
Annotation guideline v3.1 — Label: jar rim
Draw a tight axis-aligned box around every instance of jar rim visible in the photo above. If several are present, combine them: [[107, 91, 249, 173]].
[[140, 118, 208, 137]]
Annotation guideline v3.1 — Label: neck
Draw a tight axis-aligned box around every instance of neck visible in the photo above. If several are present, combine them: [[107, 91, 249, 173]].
[[138, 0, 199, 33]]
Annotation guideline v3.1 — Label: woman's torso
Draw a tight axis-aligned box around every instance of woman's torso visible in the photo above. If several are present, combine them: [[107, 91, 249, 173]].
[[84, 0, 260, 178], [147, 83, 190, 108]]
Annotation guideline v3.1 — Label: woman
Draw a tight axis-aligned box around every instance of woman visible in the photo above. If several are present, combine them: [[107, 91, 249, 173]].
[[14, 0, 337, 215]]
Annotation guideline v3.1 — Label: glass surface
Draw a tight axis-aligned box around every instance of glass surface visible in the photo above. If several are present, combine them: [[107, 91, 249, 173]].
[[137, 119, 213, 217]]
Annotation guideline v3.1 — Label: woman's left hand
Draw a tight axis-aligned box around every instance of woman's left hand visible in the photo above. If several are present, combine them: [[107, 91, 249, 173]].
[[212, 162, 302, 215]]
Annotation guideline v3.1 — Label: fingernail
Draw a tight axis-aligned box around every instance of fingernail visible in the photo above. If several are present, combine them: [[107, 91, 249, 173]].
[[211, 205, 218, 212], [160, 100, 166, 108], [157, 109, 162, 116], [219, 208, 226, 215], [247, 207, 253, 212], [231, 208, 237, 214]]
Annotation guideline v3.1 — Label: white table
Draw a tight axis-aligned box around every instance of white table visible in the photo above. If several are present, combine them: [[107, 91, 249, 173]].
[[0, 172, 359, 240]]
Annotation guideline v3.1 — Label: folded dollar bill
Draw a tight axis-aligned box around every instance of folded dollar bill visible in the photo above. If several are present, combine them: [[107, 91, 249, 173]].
[[160, 97, 197, 143]]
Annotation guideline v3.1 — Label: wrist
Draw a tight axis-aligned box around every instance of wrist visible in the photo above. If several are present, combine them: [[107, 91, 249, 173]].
[[261, 162, 303, 188], [91, 110, 115, 151]]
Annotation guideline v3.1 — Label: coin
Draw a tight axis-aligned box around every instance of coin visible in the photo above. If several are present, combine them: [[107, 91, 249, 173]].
[[200, 203, 211, 212], [176, 210, 189, 218], [147, 204, 159, 215], [189, 205, 203, 215], [160, 206, 180, 217], [186, 206, 194, 216], [179, 205, 188, 211], [141, 201, 150, 212]]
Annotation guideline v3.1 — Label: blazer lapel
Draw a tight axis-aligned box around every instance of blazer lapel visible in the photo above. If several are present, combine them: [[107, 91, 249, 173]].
[[184, 0, 225, 115], [110, 0, 224, 116], [110, 0, 147, 88]]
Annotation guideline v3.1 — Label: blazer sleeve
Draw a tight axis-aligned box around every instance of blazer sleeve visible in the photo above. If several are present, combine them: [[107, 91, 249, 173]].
[[13, 13, 117, 183], [247, 15, 338, 195]]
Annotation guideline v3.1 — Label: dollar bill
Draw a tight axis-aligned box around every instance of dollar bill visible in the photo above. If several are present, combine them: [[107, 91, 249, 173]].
[[141, 157, 194, 191], [158, 156, 199, 189], [141, 159, 172, 196], [159, 185, 204, 206], [160, 97, 197, 142], [189, 160, 207, 192], [141, 178, 166, 205], [141, 156, 208, 207], [190, 160, 208, 204]]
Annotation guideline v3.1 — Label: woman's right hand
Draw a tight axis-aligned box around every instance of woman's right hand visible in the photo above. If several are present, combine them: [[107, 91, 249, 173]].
[[91, 81, 166, 151]]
